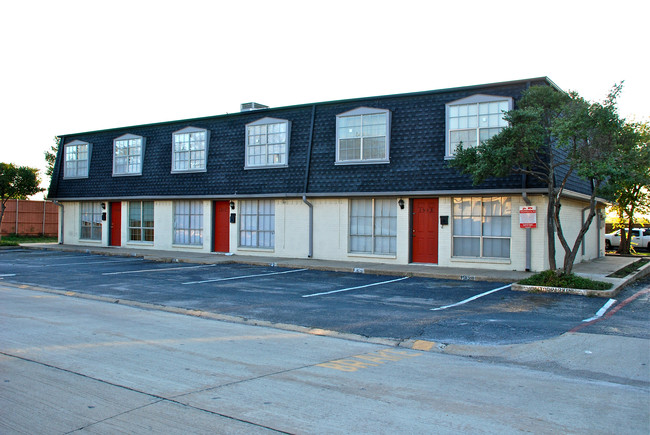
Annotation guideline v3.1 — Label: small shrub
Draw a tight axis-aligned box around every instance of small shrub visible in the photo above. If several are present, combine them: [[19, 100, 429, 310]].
[[519, 270, 611, 290]]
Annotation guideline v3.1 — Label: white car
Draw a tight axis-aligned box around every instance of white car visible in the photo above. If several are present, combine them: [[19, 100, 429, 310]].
[[604, 228, 650, 250]]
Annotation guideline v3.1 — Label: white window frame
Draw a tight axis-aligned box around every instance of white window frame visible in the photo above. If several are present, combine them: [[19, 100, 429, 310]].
[[64, 140, 91, 179], [349, 198, 397, 255], [336, 107, 391, 164], [128, 201, 154, 243], [238, 200, 275, 249], [245, 117, 291, 169], [113, 134, 145, 176], [80, 202, 102, 240], [171, 126, 209, 173], [452, 196, 511, 259], [445, 94, 513, 158], [173, 200, 204, 246]]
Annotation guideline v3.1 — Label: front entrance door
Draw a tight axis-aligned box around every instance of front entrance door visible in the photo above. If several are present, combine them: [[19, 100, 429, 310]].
[[213, 200, 230, 252], [109, 202, 121, 247], [412, 198, 438, 263]]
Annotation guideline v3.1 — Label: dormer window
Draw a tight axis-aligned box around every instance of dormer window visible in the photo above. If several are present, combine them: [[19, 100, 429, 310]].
[[63, 140, 90, 179], [113, 134, 144, 176], [445, 94, 513, 157], [245, 117, 290, 168], [172, 127, 209, 172], [336, 107, 390, 164]]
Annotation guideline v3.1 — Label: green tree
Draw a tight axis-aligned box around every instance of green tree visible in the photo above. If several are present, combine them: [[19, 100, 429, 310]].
[[0, 163, 44, 241], [601, 121, 650, 253], [450, 84, 626, 275], [44, 136, 60, 178]]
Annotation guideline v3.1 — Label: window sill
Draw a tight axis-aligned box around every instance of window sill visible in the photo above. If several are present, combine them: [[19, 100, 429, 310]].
[[348, 252, 397, 260], [79, 239, 102, 243], [172, 244, 204, 249], [237, 247, 274, 253], [335, 160, 390, 166], [171, 168, 207, 174], [450, 257, 511, 264], [112, 172, 142, 177], [126, 241, 154, 246], [244, 164, 288, 170]]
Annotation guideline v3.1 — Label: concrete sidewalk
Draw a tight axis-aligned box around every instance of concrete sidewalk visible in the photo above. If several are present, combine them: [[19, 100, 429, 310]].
[[14, 243, 649, 293]]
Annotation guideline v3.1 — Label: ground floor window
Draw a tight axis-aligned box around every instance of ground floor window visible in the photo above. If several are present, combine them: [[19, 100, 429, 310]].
[[349, 198, 397, 255], [239, 200, 274, 248], [453, 196, 511, 258], [173, 200, 203, 245], [80, 202, 102, 240], [129, 201, 154, 242]]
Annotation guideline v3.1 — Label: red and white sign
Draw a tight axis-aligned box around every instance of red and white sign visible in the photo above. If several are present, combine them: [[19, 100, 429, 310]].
[[519, 206, 537, 229]]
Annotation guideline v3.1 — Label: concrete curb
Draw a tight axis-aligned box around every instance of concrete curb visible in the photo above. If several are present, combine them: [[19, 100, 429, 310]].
[[512, 260, 650, 298]]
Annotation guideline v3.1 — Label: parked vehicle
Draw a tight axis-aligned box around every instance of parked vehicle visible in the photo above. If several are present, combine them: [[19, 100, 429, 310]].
[[604, 228, 650, 250]]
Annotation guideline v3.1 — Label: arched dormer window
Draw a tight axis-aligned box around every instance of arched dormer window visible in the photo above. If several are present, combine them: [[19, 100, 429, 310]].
[[63, 140, 91, 179], [445, 94, 513, 158], [113, 134, 144, 176], [245, 117, 290, 168], [336, 107, 391, 164], [172, 126, 209, 172]]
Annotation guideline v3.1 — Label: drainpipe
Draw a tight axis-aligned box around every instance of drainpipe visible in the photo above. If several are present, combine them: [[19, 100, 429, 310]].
[[51, 200, 64, 244], [302, 105, 317, 258], [302, 196, 313, 258], [521, 175, 531, 271]]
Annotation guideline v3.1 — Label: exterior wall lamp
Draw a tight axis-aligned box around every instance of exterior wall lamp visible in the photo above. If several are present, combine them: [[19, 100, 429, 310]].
[[230, 200, 235, 210], [398, 198, 405, 210]]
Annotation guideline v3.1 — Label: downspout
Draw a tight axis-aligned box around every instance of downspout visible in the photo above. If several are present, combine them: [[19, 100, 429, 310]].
[[52, 200, 64, 244], [302, 105, 317, 258], [521, 175, 532, 271]]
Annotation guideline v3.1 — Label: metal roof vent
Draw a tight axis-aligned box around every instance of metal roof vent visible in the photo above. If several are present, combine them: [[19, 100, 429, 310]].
[[240, 102, 269, 112]]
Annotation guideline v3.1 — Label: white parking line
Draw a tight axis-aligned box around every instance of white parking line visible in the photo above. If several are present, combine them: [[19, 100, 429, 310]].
[[582, 298, 617, 322], [431, 284, 512, 311], [0, 274, 16, 277], [183, 268, 308, 285], [41, 259, 143, 267], [103, 264, 217, 275], [302, 276, 409, 298]]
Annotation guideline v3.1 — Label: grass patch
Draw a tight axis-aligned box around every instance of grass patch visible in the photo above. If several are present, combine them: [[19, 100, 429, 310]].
[[519, 270, 612, 290], [0, 234, 58, 245], [608, 258, 650, 278]]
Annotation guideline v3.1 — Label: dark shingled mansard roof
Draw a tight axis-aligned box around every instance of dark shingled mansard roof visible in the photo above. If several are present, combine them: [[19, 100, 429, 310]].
[[48, 77, 593, 200]]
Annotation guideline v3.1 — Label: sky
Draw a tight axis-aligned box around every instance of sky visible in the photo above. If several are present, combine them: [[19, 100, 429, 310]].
[[1, 0, 647, 199]]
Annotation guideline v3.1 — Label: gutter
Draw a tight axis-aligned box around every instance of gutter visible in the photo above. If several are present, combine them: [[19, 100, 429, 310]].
[[302, 105, 317, 258], [51, 200, 64, 244]]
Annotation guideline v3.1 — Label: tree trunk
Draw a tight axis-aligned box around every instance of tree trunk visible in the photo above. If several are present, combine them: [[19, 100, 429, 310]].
[[546, 186, 557, 271]]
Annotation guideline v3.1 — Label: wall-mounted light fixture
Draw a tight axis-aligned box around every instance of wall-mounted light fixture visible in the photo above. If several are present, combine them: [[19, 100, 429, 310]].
[[398, 198, 405, 210], [101, 203, 106, 210], [230, 200, 235, 210]]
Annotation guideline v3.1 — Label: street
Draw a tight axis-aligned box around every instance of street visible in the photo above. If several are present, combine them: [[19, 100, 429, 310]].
[[1, 281, 649, 434]]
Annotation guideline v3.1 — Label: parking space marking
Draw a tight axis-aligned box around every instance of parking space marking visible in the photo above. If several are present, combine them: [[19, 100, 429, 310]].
[[182, 268, 308, 285], [582, 298, 617, 322], [40, 259, 144, 267], [0, 274, 16, 277], [302, 276, 409, 298], [431, 284, 511, 311], [103, 264, 217, 275]]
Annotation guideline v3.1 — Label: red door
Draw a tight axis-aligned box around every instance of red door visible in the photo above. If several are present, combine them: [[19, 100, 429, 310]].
[[110, 202, 121, 246], [412, 198, 438, 263], [213, 200, 230, 252]]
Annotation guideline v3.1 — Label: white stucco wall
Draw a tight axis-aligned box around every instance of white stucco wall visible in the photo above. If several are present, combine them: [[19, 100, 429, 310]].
[[58, 195, 604, 272]]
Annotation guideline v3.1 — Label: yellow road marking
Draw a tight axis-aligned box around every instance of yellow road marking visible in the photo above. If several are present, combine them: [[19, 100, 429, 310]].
[[411, 340, 435, 351], [316, 348, 421, 372]]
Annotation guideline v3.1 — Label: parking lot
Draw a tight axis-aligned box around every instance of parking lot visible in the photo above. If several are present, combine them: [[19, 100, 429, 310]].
[[1, 248, 648, 345]]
